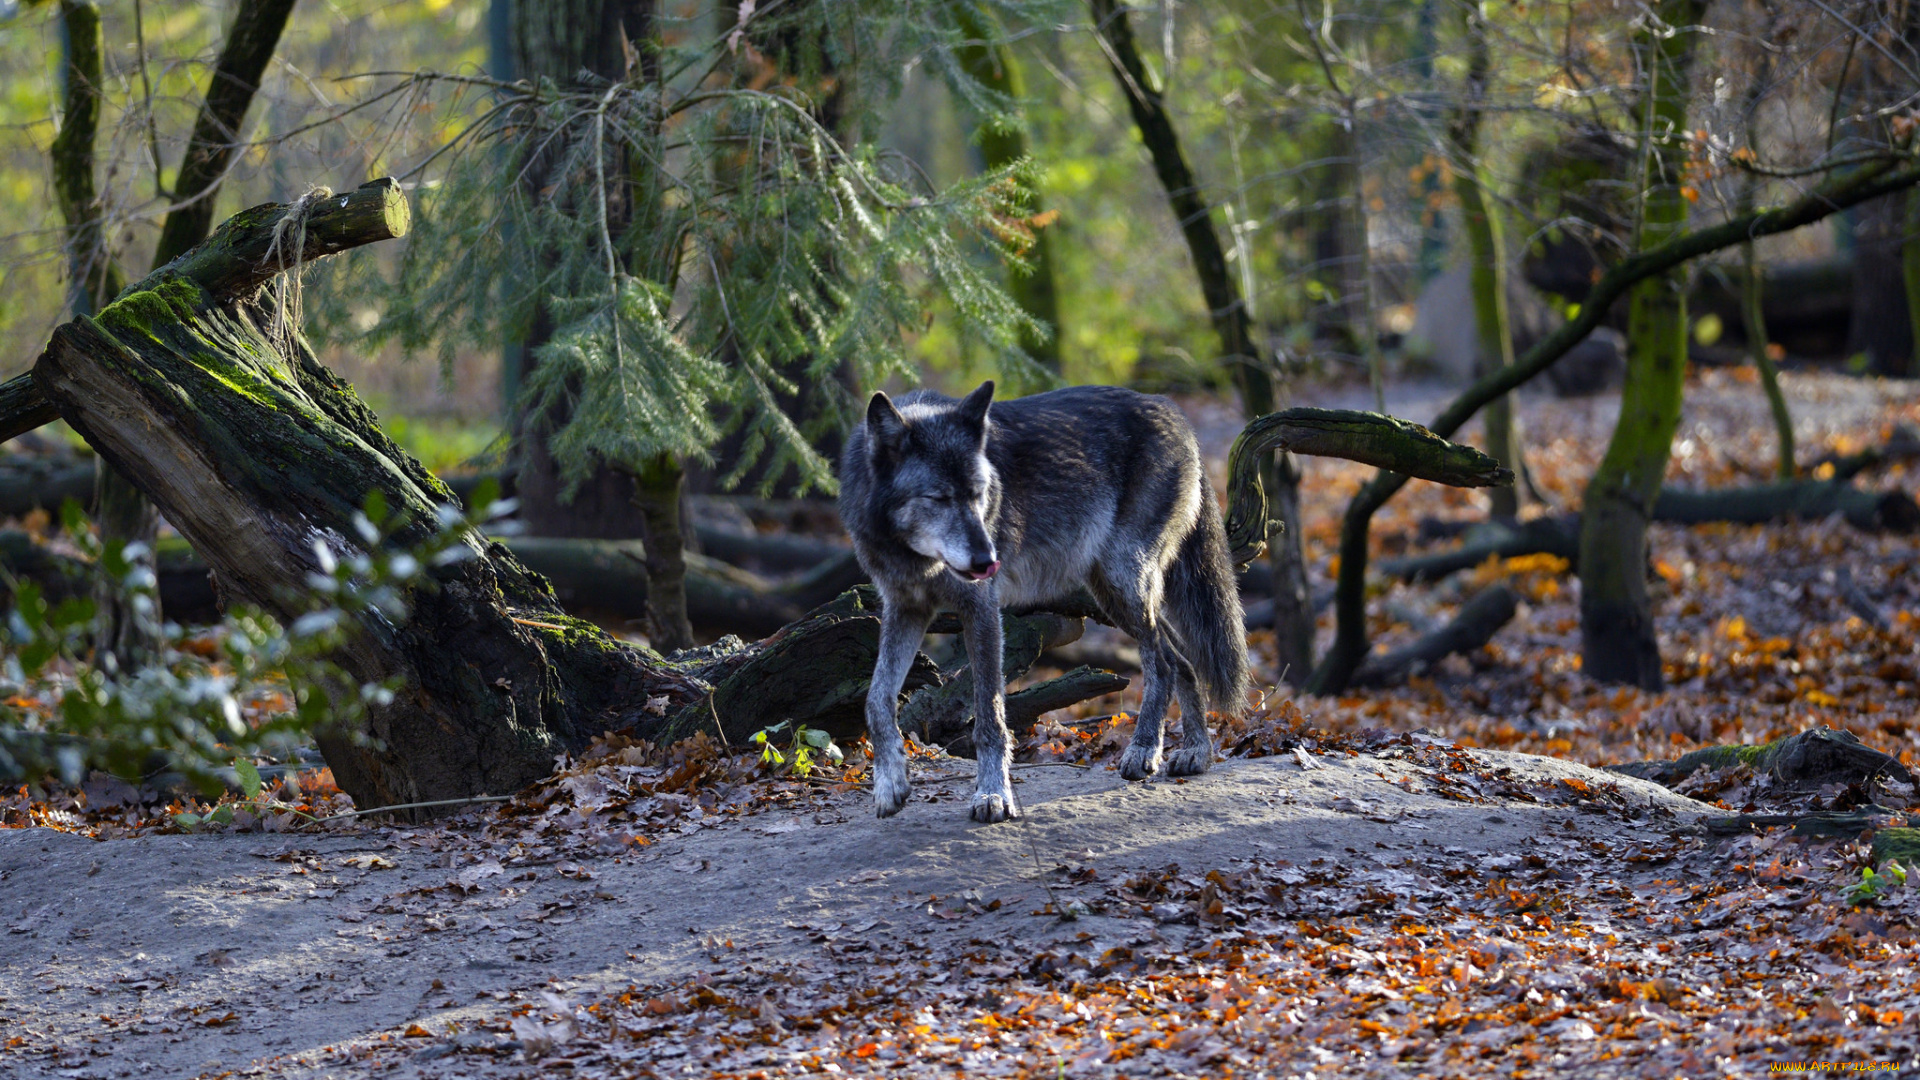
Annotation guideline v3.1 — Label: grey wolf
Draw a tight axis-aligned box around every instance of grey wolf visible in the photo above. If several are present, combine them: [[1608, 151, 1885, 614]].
[[839, 382, 1248, 823]]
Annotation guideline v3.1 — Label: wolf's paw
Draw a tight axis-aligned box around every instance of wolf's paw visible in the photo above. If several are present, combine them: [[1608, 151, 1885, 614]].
[[1118, 744, 1163, 781], [970, 791, 1021, 823], [873, 765, 911, 818], [1165, 745, 1214, 777]]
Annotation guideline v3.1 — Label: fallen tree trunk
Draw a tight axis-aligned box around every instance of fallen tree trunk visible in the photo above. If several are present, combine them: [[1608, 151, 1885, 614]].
[[30, 180, 730, 816], [1379, 479, 1918, 586], [1653, 479, 1920, 532], [502, 536, 812, 638], [0, 530, 220, 623], [0, 460, 97, 520], [1378, 517, 1582, 583], [1351, 586, 1519, 687], [900, 611, 1091, 753], [1609, 726, 1912, 790]]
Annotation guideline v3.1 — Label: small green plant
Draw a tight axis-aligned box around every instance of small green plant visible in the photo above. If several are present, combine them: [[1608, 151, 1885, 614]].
[[749, 721, 843, 778], [0, 487, 509, 795], [171, 755, 324, 832], [1845, 860, 1907, 906]]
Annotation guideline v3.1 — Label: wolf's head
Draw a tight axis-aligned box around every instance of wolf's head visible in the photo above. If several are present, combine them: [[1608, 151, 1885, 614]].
[[864, 381, 1001, 581]]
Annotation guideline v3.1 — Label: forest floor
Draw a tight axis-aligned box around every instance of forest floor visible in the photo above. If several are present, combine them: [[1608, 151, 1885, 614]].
[[3, 368, 1919, 1078]]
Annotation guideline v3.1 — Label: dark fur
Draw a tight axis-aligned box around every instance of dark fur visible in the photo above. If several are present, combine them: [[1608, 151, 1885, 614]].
[[840, 382, 1249, 822]]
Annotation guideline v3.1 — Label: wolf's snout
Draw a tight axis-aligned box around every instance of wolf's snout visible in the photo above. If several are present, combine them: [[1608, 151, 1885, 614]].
[[964, 558, 1000, 581]]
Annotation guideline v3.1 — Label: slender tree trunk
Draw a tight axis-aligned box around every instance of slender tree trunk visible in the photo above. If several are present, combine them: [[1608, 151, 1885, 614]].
[[1089, 0, 1311, 686], [51, 2, 122, 316], [1447, 0, 1519, 519], [628, 454, 694, 650], [1905, 189, 1920, 377], [1743, 241, 1795, 477], [954, 3, 1061, 373], [508, 0, 696, 646], [1733, 34, 1794, 478], [1849, 191, 1915, 377], [53, 2, 160, 666], [1578, 0, 1707, 690]]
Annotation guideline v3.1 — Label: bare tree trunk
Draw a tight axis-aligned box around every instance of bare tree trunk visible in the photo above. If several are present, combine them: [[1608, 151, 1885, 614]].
[[53, 1, 160, 668], [1578, 0, 1708, 690], [507, 0, 697, 647], [1088, 0, 1314, 685], [1446, 0, 1519, 519], [1849, 191, 1915, 377], [954, 2, 1062, 373], [628, 454, 695, 651]]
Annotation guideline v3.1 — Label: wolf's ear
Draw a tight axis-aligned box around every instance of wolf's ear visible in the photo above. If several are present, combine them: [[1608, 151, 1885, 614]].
[[865, 392, 909, 460], [957, 380, 994, 433]]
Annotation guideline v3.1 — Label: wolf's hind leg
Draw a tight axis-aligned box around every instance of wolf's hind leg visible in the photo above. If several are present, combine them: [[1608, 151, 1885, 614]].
[[868, 602, 931, 818], [1163, 642, 1215, 776], [1118, 628, 1174, 781]]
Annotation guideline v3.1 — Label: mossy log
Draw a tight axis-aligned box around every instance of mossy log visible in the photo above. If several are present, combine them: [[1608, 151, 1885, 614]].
[[1609, 726, 1913, 790], [29, 183, 719, 817], [1379, 478, 1917, 587], [899, 611, 1091, 752], [647, 586, 1128, 751], [0, 179, 413, 446], [1652, 479, 1920, 533], [1873, 828, 1920, 868], [656, 587, 942, 746], [1224, 408, 1513, 566]]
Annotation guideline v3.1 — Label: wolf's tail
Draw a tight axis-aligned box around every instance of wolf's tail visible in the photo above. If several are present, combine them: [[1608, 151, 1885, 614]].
[[1163, 487, 1251, 717]]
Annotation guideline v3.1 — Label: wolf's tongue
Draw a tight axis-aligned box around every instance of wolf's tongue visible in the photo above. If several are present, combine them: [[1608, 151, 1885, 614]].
[[965, 561, 1001, 581]]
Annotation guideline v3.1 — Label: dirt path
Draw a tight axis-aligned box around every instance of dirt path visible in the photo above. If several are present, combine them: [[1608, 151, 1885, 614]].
[[1, 749, 1704, 1079]]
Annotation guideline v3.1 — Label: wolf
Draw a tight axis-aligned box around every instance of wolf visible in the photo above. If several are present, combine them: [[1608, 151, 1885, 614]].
[[839, 381, 1249, 823]]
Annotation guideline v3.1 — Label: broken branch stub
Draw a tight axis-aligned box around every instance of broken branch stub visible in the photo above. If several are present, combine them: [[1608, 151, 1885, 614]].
[[1224, 408, 1513, 566], [0, 180, 412, 446]]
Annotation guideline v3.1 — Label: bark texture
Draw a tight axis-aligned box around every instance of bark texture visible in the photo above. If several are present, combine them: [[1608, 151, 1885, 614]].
[[507, 0, 664, 542], [954, 2, 1061, 372], [32, 184, 703, 817], [1578, 0, 1708, 690], [1446, 1, 1519, 518]]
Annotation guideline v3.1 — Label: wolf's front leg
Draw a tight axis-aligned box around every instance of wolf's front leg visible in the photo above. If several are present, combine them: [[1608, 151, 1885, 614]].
[[961, 591, 1019, 823], [867, 601, 930, 818]]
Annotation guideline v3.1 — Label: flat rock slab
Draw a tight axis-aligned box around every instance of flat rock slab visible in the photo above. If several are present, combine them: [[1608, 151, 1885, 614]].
[[0, 750, 1703, 1078]]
